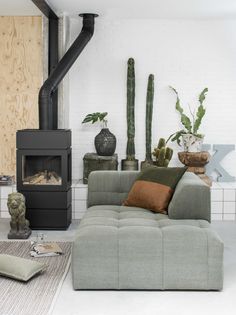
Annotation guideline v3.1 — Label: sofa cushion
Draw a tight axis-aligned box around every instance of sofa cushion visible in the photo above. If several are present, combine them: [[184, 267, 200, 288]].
[[123, 166, 186, 214], [72, 205, 223, 290], [0, 254, 46, 282]]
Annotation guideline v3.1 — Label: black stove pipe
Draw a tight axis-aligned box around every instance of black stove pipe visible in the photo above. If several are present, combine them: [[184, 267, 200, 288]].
[[39, 13, 98, 130]]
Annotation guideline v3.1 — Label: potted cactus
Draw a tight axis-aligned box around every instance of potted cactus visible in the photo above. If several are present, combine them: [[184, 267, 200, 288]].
[[152, 138, 173, 167], [141, 74, 154, 170], [168, 87, 208, 152], [121, 58, 139, 170], [82, 112, 116, 156]]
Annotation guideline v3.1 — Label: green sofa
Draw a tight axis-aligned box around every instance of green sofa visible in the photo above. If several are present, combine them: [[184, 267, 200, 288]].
[[72, 171, 223, 290]]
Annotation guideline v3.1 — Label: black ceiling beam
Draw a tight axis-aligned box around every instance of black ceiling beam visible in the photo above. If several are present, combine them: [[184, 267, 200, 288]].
[[31, 0, 58, 19], [31, 0, 59, 129]]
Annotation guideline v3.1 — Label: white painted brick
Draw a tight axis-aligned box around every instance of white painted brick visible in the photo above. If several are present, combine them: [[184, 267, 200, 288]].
[[74, 211, 86, 220], [211, 182, 222, 189], [224, 189, 236, 201], [0, 199, 8, 211], [216, 182, 234, 189], [211, 189, 223, 202], [1, 212, 10, 219], [223, 202, 236, 214], [211, 213, 223, 221], [1, 187, 13, 199], [74, 188, 88, 200], [71, 198, 75, 220], [223, 213, 236, 221], [230, 182, 236, 189], [211, 202, 223, 214], [74, 200, 87, 213], [67, 18, 236, 180]]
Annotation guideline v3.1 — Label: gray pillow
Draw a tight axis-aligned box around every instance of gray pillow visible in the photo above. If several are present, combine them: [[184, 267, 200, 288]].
[[0, 254, 47, 281]]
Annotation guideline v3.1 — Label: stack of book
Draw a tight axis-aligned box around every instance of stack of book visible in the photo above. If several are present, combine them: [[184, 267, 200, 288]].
[[0, 175, 14, 186], [30, 242, 63, 257]]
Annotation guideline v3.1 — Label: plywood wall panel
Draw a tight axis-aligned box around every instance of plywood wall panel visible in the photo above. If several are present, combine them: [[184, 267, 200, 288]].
[[0, 16, 42, 175]]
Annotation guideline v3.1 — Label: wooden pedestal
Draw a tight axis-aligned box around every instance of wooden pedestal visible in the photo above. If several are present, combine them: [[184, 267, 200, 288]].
[[178, 151, 212, 186]]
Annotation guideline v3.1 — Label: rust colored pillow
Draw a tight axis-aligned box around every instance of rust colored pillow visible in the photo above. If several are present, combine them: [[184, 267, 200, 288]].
[[123, 166, 186, 214]]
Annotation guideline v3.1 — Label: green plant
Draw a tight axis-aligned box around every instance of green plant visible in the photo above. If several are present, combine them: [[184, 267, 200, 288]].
[[145, 74, 154, 162], [126, 58, 136, 161], [152, 138, 173, 167], [82, 112, 108, 127], [167, 87, 208, 145]]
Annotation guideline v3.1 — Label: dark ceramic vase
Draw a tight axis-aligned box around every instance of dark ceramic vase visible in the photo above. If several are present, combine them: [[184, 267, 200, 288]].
[[94, 128, 116, 156]]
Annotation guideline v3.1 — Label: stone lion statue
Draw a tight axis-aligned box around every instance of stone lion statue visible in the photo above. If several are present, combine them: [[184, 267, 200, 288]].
[[7, 192, 31, 239]]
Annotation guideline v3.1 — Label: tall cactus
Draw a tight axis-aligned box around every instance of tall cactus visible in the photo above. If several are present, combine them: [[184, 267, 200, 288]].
[[145, 74, 154, 161], [126, 58, 136, 160]]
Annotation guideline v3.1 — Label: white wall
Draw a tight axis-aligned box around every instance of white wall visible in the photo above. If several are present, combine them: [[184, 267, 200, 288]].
[[67, 16, 236, 180]]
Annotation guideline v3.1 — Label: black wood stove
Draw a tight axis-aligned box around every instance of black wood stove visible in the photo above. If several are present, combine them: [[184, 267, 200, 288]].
[[17, 130, 71, 229], [16, 13, 97, 230]]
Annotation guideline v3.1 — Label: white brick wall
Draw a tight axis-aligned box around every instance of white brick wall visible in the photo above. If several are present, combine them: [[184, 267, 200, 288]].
[[66, 17, 236, 180]]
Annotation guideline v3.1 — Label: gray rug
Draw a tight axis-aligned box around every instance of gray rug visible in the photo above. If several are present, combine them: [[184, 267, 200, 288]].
[[0, 241, 72, 315]]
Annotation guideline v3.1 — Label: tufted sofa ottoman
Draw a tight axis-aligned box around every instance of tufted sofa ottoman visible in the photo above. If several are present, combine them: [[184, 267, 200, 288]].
[[72, 171, 223, 290]]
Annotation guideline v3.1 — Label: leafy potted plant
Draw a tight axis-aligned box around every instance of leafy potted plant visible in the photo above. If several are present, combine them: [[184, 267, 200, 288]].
[[121, 58, 139, 170], [82, 112, 116, 156], [168, 87, 208, 152]]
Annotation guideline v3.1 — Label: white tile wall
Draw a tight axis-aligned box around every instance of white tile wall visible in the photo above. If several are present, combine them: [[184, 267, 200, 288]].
[[1, 182, 236, 221], [211, 201, 223, 214], [211, 189, 223, 202], [211, 214, 223, 221]]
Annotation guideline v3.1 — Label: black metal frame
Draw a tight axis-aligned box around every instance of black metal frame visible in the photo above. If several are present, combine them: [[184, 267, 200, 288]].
[[16, 129, 72, 230], [31, 0, 59, 129]]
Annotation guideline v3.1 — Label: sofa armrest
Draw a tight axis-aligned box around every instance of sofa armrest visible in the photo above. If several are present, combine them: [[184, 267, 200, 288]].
[[168, 172, 211, 222]]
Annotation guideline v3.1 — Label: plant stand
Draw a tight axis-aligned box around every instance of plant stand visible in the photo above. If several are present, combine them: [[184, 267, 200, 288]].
[[178, 151, 211, 186], [83, 153, 118, 184]]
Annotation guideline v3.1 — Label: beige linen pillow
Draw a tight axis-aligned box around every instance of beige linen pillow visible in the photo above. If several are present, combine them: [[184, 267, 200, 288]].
[[0, 254, 47, 281]]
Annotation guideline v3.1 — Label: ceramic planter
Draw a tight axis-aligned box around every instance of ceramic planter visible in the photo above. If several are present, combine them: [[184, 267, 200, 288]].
[[182, 134, 204, 152], [94, 128, 116, 156], [121, 159, 139, 171]]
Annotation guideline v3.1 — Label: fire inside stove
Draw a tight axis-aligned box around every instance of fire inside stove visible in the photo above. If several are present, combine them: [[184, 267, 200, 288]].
[[22, 155, 62, 186], [23, 170, 62, 185]]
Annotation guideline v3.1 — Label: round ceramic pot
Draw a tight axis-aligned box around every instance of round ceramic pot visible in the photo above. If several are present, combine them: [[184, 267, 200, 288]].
[[182, 134, 204, 152], [121, 159, 139, 171], [94, 128, 116, 156]]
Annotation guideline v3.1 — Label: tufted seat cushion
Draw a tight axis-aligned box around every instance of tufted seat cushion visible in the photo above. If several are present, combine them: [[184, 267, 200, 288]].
[[72, 205, 223, 290]]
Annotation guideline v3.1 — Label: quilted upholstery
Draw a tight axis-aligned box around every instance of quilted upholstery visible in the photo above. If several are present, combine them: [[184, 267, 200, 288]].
[[87, 171, 211, 222], [72, 205, 223, 290]]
